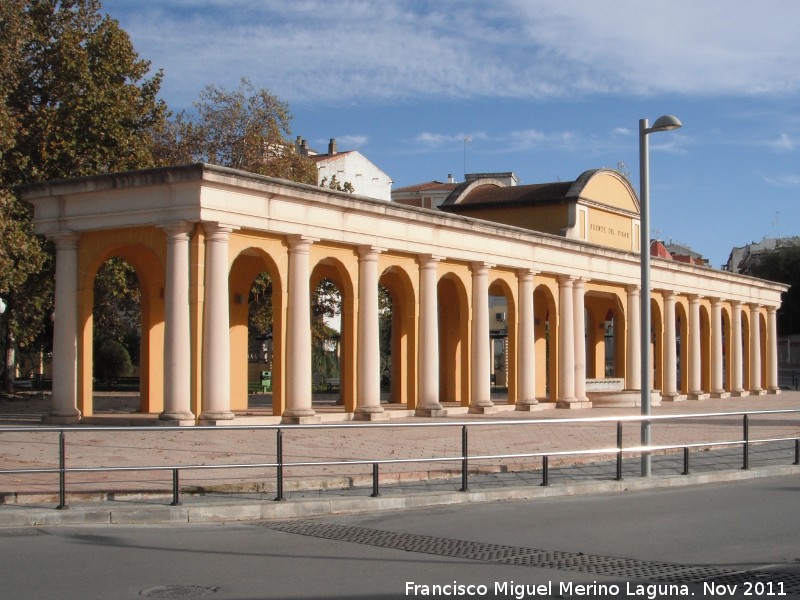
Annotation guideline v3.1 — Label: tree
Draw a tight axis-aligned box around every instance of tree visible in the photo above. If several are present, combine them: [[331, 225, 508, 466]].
[[749, 244, 800, 336], [1, 0, 166, 390], [153, 78, 318, 184]]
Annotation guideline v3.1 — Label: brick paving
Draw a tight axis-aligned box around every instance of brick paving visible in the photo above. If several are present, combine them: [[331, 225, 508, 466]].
[[0, 391, 799, 503]]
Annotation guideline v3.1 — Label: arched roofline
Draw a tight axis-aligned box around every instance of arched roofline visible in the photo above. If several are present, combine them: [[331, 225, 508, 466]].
[[566, 169, 640, 213], [441, 178, 508, 206]]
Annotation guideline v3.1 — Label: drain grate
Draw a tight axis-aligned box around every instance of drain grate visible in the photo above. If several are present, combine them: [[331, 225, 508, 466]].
[[266, 520, 800, 594]]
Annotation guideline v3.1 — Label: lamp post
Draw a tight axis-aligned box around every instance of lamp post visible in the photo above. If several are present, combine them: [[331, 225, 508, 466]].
[[639, 114, 682, 477]]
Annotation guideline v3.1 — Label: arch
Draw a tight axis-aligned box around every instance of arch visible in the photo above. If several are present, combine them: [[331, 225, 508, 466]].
[[534, 282, 557, 400], [721, 305, 732, 393], [675, 301, 689, 394], [78, 232, 166, 417], [379, 263, 417, 408], [228, 246, 286, 415], [489, 275, 517, 404], [651, 297, 664, 392], [699, 304, 711, 392], [438, 271, 470, 404], [741, 309, 752, 390], [310, 254, 356, 412]]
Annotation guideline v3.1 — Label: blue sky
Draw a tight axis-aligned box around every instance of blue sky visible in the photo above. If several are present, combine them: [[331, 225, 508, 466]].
[[103, 0, 800, 268]]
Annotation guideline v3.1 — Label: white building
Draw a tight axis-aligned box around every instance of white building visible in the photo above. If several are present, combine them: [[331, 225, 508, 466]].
[[297, 138, 393, 201]]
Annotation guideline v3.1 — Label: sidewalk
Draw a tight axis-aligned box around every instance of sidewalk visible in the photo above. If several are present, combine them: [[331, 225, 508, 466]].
[[0, 391, 799, 527]]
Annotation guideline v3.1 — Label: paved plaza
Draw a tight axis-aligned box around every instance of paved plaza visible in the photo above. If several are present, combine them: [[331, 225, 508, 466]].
[[0, 391, 799, 525]]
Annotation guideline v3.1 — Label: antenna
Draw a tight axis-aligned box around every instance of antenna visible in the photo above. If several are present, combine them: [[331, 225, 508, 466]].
[[463, 136, 472, 179]]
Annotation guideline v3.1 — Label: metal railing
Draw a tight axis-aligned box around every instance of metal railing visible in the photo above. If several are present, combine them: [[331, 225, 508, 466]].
[[1, 409, 799, 510]]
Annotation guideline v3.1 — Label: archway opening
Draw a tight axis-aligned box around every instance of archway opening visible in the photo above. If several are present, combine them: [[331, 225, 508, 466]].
[[91, 257, 143, 414]]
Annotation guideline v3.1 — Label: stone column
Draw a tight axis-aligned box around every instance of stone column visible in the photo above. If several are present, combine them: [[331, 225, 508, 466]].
[[199, 223, 236, 423], [730, 301, 748, 397], [160, 222, 195, 424], [283, 235, 317, 422], [47, 233, 81, 424], [767, 307, 781, 394], [557, 276, 576, 408], [661, 292, 683, 401], [516, 269, 538, 410], [469, 262, 494, 413], [626, 285, 641, 391], [709, 298, 729, 398], [687, 295, 708, 399], [355, 246, 386, 420], [749, 304, 765, 395], [573, 278, 589, 405], [416, 255, 446, 416]]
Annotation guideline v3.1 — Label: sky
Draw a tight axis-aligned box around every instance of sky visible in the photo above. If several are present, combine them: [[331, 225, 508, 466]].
[[102, 0, 800, 269]]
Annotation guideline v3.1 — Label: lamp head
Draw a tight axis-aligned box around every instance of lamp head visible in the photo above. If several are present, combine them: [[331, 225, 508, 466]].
[[649, 115, 682, 133]]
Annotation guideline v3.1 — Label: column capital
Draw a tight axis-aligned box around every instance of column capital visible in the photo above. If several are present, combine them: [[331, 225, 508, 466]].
[[203, 221, 239, 240], [470, 261, 495, 274], [558, 274, 577, 285], [766, 305, 778, 315], [159, 220, 195, 235], [357, 245, 386, 259], [749, 302, 763, 310], [687, 294, 704, 301], [625, 283, 640, 294], [418, 253, 445, 266], [516, 268, 539, 281], [50, 231, 80, 250], [662, 290, 677, 301], [286, 234, 318, 252]]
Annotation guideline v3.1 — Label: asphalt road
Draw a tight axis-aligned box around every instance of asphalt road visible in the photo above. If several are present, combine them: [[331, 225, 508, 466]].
[[2, 475, 800, 600]]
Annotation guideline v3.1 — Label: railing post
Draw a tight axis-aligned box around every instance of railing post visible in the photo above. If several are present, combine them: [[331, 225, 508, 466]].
[[742, 414, 750, 470], [57, 430, 68, 510], [615, 421, 623, 481], [682, 447, 690, 476], [171, 469, 182, 506], [795, 439, 799, 466], [371, 463, 380, 497], [541, 455, 549, 487], [460, 425, 469, 492], [274, 428, 284, 501]]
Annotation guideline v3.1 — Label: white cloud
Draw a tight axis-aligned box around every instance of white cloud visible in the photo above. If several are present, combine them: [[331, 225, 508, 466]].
[[106, 0, 800, 107], [761, 173, 800, 187], [767, 133, 797, 152], [415, 131, 488, 148]]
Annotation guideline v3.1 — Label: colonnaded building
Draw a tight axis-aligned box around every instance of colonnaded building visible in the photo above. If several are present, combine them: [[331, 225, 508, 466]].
[[19, 163, 787, 425]]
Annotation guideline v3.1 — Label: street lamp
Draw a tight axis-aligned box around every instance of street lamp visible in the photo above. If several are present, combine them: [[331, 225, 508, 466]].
[[639, 114, 682, 477]]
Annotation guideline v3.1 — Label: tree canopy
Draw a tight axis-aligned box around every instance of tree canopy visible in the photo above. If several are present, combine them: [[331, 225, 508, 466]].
[[0, 0, 166, 388], [749, 244, 800, 336], [153, 78, 318, 184]]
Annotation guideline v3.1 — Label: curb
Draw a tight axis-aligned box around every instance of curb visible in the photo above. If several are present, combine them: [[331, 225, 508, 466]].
[[1, 464, 797, 529]]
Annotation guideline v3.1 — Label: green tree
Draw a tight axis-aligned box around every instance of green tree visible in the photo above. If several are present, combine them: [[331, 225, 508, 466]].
[[749, 244, 800, 336], [1, 0, 166, 390], [93, 338, 133, 386], [153, 78, 318, 184]]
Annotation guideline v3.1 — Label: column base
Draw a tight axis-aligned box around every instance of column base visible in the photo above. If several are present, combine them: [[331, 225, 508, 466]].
[[198, 411, 235, 425], [686, 392, 710, 400], [730, 390, 750, 398], [661, 393, 687, 402], [556, 399, 593, 409], [709, 391, 731, 399], [751, 389, 767, 396], [415, 405, 448, 418], [354, 406, 388, 421], [515, 401, 541, 412], [769, 387, 782, 395], [42, 412, 81, 425], [281, 414, 322, 424], [158, 413, 196, 426], [468, 403, 498, 415]]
